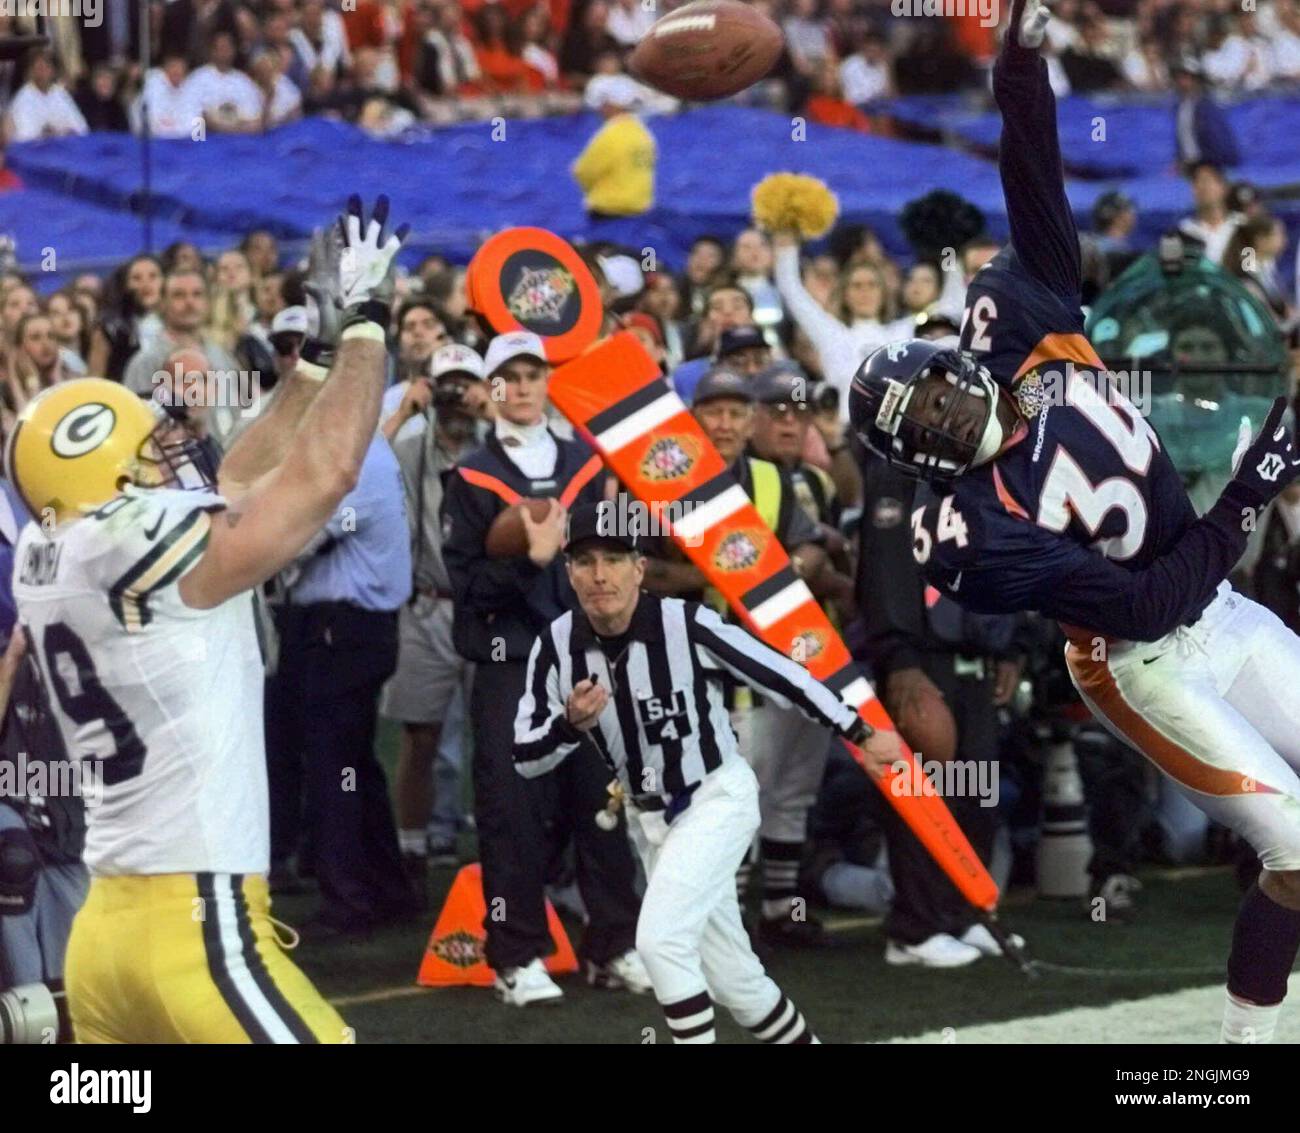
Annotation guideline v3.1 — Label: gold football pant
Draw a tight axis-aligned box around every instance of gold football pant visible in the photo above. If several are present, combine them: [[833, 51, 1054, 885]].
[[65, 872, 348, 1044]]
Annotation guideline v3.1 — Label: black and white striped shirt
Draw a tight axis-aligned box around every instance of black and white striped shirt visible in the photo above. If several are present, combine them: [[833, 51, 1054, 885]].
[[513, 592, 860, 803]]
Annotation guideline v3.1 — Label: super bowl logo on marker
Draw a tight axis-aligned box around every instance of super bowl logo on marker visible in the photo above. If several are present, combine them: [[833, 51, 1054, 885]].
[[791, 629, 825, 664], [430, 929, 484, 968], [640, 434, 702, 482], [1014, 369, 1049, 419], [507, 265, 575, 325], [713, 528, 764, 572]]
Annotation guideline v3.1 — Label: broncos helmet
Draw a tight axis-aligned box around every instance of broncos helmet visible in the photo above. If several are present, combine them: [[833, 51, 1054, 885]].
[[5, 378, 219, 525], [849, 339, 1010, 482]]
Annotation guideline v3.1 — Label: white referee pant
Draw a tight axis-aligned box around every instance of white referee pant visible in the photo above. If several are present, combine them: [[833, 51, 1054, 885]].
[[1067, 584, 1300, 871], [628, 757, 814, 1044]]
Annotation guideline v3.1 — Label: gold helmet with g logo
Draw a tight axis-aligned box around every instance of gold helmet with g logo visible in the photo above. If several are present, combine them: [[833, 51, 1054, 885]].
[[4, 378, 172, 524]]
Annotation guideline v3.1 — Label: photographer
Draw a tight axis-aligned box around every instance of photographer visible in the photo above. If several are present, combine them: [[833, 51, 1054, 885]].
[[380, 344, 493, 888], [0, 481, 86, 1044]]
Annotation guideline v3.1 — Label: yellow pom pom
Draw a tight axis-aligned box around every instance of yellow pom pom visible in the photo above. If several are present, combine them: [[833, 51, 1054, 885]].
[[751, 173, 840, 241]]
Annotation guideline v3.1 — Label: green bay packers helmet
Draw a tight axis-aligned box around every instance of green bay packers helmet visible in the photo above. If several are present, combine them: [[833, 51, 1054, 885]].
[[4, 378, 216, 524]]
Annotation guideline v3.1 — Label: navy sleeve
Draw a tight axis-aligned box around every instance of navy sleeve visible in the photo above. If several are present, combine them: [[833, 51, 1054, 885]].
[[440, 467, 543, 613], [994, 43, 1082, 304], [924, 486, 1255, 642]]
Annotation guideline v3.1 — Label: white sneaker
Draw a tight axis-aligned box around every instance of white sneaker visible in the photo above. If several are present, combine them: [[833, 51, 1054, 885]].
[[493, 958, 564, 1007], [885, 933, 981, 968], [959, 923, 1027, 958], [588, 949, 653, 994]]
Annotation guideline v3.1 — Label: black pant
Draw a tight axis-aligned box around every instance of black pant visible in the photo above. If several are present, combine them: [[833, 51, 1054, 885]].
[[1074, 722, 1147, 881], [471, 660, 639, 971], [265, 601, 412, 928], [881, 656, 1000, 945]]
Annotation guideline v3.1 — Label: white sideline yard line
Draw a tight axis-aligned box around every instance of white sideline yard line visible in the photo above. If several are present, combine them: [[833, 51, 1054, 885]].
[[881, 979, 1300, 1044]]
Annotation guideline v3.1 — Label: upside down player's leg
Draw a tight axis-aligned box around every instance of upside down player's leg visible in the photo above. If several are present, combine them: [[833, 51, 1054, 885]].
[[66, 873, 349, 1044], [1066, 589, 1300, 1043]]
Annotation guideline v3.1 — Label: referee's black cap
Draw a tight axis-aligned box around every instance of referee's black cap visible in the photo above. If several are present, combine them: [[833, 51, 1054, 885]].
[[565, 497, 642, 556]]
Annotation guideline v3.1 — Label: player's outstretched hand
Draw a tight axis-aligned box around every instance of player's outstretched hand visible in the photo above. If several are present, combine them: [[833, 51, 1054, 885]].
[[1008, 0, 1053, 50], [336, 194, 409, 314], [1229, 397, 1300, 509]]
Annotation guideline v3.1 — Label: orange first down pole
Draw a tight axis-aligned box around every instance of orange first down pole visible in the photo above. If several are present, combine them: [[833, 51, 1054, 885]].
[[548, 333, 999, 912]]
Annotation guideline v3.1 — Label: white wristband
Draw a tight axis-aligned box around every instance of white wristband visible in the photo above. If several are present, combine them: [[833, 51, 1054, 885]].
[[297, 359, 329, 383], [340, 321, 387, 345]]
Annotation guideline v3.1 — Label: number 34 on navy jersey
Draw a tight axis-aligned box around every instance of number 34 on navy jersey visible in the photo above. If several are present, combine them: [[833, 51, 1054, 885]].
[[909, 366, 1200, 632]]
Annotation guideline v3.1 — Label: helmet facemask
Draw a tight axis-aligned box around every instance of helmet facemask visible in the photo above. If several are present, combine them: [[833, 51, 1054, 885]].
[[133, 408, 220, 495], [880, 357, 1007, 481]]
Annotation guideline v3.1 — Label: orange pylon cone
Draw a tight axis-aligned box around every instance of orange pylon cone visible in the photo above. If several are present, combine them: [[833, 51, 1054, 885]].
[[416, 863, 579, 987]]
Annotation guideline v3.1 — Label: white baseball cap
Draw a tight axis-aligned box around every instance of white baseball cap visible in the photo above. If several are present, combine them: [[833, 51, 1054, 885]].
[[271, 305, 309, 336], [584, 74, 642, 112], [431, 343, 486, 381], [596, 253, 644, 299], [484, 331, 547, 377]]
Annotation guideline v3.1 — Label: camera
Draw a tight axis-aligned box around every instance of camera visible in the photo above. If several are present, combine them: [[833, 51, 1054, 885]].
[[433, 377, 471, 411], [0, 980, 63, 1044]]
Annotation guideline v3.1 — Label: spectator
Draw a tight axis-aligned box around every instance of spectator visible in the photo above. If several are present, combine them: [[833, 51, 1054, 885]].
[[85, 253, 164, 380], [421, 1, 481, 96], [5, 47, 89, 142], [839, 32, 895, 105], [560, 0, 618, 81], [1059, 11, 1123, 93], [133, 53, 204, 138], [121, 269, 242, 447], [1178, 161, 1244, 265], [6, 314, 71, 409], [159, 0, 243, 67], [242, 229, 281, 279], [0, 284, 37, 349], [380, 298, 454, 440], [825, 0, 869, 60], [679, 235, 727, 320], [161, 241, 205, 276], [637, 271, 686, 369], [605, 0, 654, 48], [265, 426, 417, 938], [1173, 58, 1240, 171], [474, 2, 543, 94], [46, 290, 90, 374], [249, 48, 304, 128], [572, 74, 656, 220], [716, 324, 771, 378], [1202, 12, 1272, 91], [291, 0, 354, 83], [900, 261, 942, 321], [804, 58, 875, 133], [1091, 189, 1136, 255], [683, 279, 753, 360], [1122, 35, 1168, 93], [262, 10, 302, 85], [1273, 0, 1300, 82], [783, 0, 832, 80], [1224, 215, 1291, 326], [519, 4, 560, 87], [187, 31, 264, 133], [74, 64, 130, 132], [380, 344, 492, 886], [730, 228, 784, 335], [773, 229, 905, 413]]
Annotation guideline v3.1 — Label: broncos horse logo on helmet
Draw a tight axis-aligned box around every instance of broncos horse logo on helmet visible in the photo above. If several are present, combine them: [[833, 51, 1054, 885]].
[[5, 378, 219, 525], [848, 339, 1026, 482]]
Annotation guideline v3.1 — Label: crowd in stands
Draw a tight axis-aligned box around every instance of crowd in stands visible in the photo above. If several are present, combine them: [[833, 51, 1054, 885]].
[[0, 0, 1297, 145]]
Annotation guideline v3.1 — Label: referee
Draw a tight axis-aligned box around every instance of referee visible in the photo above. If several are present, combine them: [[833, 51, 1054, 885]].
[[513, 499, 902, 1044]]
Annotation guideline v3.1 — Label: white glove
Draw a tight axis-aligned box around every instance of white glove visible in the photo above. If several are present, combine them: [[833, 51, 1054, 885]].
[[336, 194, 407, 310]]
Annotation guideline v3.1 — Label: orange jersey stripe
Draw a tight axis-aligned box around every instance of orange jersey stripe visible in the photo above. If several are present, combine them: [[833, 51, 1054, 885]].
[[559, 454, 604, 507], [1066, 643, 1279, 797], [457, 466, 522, 506], [1014, 332, 1104, 380]]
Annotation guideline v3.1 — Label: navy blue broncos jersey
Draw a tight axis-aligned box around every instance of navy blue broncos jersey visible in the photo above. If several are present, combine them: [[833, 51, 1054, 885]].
[[912, 364, 1251, 643]]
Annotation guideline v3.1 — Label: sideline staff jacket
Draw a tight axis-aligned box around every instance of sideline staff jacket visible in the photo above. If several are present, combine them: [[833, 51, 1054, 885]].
[[441, 429, 606, 663]]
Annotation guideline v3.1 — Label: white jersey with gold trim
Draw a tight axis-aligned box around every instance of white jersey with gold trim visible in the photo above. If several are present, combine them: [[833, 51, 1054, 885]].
[[14, 485, 269, 876]]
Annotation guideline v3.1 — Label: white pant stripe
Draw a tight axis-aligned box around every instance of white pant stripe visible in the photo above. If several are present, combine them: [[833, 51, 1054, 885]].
[[212, 876, 298, 1045]]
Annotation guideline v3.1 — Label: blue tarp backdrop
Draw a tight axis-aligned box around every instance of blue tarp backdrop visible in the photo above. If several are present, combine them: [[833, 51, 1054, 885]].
[[3, 100, 1298, 286]]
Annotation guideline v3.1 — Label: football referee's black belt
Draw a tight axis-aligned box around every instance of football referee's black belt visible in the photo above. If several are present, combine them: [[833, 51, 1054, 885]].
[[631, 782, 701, 824]]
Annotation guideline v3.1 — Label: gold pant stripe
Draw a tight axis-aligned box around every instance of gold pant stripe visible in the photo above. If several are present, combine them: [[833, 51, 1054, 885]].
[[67, 872, 348, 1044]]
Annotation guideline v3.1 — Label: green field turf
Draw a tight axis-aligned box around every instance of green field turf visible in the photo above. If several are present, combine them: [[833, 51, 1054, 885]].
[[274, 723, 1248, 1044], [276, 865, 1241, 1045]]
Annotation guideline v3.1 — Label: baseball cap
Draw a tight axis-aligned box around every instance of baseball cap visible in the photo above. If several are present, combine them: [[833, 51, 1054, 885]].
[[596, 253, 645, 300], [271, 305, 309, 336], [622, 311, 664, 347], [717, 325, 769, 359], [584, 74, 642, 112], [566, 497, 641, 555], [431, 342, 486, 381], [752, 362, 809, 406], [1092, 189, 1134, 230], [484, 331, 547, 377], [692, 366, 754, 407]]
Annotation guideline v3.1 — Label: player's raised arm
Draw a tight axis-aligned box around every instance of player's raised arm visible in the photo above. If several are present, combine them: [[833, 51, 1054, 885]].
[[180, 196, 408, 609], [995, 0, 1082, 304]]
